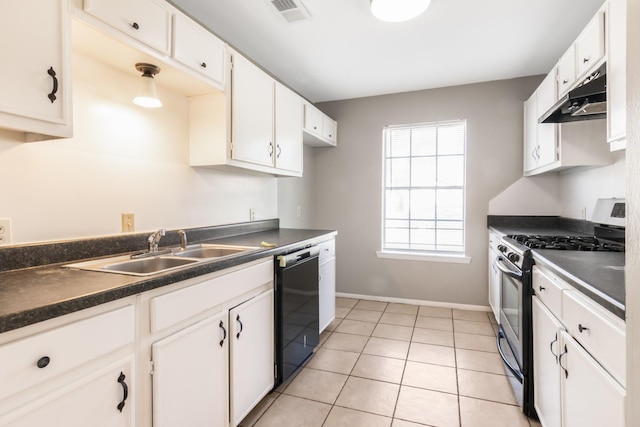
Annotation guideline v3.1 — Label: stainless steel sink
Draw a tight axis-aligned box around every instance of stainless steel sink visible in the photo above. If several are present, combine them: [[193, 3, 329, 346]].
[[172, 244, 258, 259], [100, 257, 198, 275], [64, 244, 259, 276]]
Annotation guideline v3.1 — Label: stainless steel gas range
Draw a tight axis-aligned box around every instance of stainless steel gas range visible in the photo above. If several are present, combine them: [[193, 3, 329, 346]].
[[492, 198, 625, 419]]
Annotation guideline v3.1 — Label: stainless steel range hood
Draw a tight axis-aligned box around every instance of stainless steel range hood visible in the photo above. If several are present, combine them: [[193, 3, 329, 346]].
[[539, 63, 606, 124]]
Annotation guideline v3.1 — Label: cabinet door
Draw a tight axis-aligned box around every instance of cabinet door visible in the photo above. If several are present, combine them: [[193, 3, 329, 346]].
[[274, 82, 303, 174], [556, 45, 576, 96], [229, 289, 275, 426], [232, 54, 275, 167], [575, 11, 605, 78], [487, 246, 501, 323], [523, 92, 538, 174], [84, 0, 172, 54], [152, 313, 229, 427], [606, 0, 626, 148], [0, 0, 70, 129], [532, 297, 563, 427], [560, 331, 625, 427], [319, 257, 336, 333], [535, 72, 558, 168], [0, 358, 134, 427], [173, 13, 226, 87], [303, 103, 323, 136], [322, 116, 337, 144]]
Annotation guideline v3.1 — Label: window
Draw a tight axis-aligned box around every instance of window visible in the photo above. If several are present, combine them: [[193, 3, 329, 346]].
[[380, 120, 467, 259]]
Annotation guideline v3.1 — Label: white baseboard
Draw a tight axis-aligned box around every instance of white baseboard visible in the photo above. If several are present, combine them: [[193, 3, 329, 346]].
[[335, 292, 491, 312]]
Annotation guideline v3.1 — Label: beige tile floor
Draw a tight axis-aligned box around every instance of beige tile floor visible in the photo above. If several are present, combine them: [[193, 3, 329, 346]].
[[240, 298, 542, 427]]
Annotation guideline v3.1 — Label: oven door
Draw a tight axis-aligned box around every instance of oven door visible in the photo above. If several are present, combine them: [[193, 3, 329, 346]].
[[496, 257, 524, 376]]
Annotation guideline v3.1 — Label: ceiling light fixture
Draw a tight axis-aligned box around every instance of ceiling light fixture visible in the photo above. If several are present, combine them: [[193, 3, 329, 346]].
[[370, 0, 431, 22], [133, 63, 162, 108]]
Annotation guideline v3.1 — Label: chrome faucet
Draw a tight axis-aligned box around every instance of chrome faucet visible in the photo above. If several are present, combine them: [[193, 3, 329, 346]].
[[178, 229, 187, 251], [148, 228, 166, 253]]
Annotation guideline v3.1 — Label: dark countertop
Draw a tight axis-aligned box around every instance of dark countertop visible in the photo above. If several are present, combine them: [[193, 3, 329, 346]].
[[489, 220, 625, 319], [0, 226, 336, 334]]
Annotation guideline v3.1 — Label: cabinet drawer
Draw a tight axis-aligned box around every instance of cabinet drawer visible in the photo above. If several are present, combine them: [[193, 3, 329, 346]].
[[150, 259, 274, 333], [532, 266, 569, 319], [318, 239, 335, 263], [84, 0, 172, 54], [556, 44, 576, 96], [0, 305, 134, 401], [562, 289, 625, 386], [173, 13, 226, 86]]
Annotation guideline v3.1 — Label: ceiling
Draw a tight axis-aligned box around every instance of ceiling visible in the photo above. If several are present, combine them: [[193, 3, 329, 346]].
[[169, 0, 606, 103]]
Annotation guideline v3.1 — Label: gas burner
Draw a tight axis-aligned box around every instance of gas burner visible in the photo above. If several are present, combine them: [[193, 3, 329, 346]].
[[505, 234, 625, 253]]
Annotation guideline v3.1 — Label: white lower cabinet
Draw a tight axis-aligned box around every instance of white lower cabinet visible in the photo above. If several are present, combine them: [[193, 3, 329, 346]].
[[531, 265, 626, 427], [318, 239, 336, 332], [152, 312, 229, 427], [560, 330, 625, 427], [229, 289, 275, 426], [0, 358, 134, 427], [0, 302, 136, 426], [487, 231, 501, 323], [146, 258, 274, 427]]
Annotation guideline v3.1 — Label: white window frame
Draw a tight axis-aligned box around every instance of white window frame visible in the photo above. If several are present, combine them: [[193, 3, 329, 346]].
[[377, 120, 471, 264]]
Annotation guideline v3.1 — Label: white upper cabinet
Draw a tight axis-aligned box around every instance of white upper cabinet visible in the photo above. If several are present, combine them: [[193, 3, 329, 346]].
[[274, 82, 304, 174], [0, 0, 72, 141], [83, 0, 172, 54], [606, 0, 626, 150], [303, 102, 337, 147], [575, 10, 605, 79], [232, 53, 276, 168], [172, 12, 226, 88]]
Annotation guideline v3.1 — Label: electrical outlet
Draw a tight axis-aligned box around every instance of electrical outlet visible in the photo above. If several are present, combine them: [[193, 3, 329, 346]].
[[121, 213, 135, 232], [0, 218, 12, 245], [296, 206, 301, 218], [249, 208, 256, 221], [581, 207, 587, 220]]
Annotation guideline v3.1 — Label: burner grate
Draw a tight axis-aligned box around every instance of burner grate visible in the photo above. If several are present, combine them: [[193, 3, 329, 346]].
[[506, 234, 624, 252]]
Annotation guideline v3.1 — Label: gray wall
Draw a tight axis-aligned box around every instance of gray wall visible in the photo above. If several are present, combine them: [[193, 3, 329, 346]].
[[314, 76, 541, 306]]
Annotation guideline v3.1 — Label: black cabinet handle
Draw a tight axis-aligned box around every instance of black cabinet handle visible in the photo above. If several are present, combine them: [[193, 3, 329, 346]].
[[268, 142, 273, 157], [538, 286, 546, 292], [200, 62, 207, 68], [117, 372, 128, 412], [236, 314, 243, 339], [47, 67, 58, 103], [277, 144, 282, 158], [131, 22, 139, 30], [549, 333, 559, 363], [36, 356, 50, 368], [578, 324, 589, 333], [558, 344, 569, 379], [219, 320, 227, 347]]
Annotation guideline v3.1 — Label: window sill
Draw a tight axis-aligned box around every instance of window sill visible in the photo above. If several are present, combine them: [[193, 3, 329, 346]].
[[376, 251, 472, 264]]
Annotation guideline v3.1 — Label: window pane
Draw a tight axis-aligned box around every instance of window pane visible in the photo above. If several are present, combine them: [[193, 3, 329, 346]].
[[438, 220, 463, 230], [411, 127, 437, 156], [437, 155, 464, 187], [386, 219, 409, 228], [411, 189, 436, 219], [436, 189, 463, 220], [388, 158, 410, 187], [386, 189, 410, 219], [438, 124, 465, 155], [386, 228, 409, 245], [388, 128, 410, 157], [412, 228, 435, 245], [411, 157, 436, 187]]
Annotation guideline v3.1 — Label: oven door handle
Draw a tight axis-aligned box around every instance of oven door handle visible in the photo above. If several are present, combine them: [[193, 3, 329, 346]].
[[495, 257, 523, 280], [497, 329, 524, 383]]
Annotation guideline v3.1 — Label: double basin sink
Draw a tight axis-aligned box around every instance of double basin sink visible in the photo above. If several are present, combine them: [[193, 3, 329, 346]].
[[65, 244, 260, 276]]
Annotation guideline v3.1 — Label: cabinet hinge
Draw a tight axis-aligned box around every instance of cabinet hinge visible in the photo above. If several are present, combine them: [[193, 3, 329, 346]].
[[149, 359, 154, 376]]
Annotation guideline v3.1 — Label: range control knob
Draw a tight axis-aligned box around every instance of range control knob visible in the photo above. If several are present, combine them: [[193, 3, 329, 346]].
[[507, 253, 520, 263], [497, 244, 507, 253]]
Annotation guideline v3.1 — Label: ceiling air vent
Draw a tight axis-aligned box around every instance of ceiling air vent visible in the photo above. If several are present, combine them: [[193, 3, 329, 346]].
[[268, 0, 311, 23]]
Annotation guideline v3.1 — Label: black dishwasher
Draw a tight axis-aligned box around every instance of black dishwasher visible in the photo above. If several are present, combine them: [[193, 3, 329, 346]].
[[274, 245, 320, 387]]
